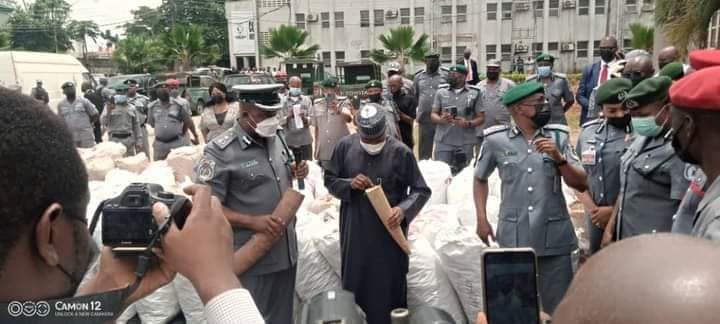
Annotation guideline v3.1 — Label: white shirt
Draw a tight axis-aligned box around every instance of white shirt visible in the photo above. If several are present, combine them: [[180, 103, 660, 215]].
[[204, 288, 265, 324]]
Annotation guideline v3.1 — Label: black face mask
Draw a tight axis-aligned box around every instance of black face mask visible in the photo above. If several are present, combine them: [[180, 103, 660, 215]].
[[532, 104, 551, 128], [623, 73, 647, 87], [212, 94, 225, 104], [671, 118, 700, 164], [486, 72, 500, 81], [426, 61, 439, 72], [157, 90, 170, 102], [368, 94, 382, 103], [607, 114, 631, 130], [599, 49, 616, 63]]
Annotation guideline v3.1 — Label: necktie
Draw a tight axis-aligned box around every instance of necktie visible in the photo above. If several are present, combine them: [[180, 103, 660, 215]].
[[466, 60, 473, 81], [599, 64, 609, 84]]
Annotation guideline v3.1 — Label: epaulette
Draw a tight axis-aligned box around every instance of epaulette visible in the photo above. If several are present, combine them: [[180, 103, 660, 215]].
[[553, 72, 567, 79], [439, 66, 450, 72], [415, 69, 425, 75], [544, 124, 570, 133], [438, 83, 450, 89], [469, 85, 482, 92], [483, 125, 510, 137], [313, 98, 324, 104], [525, 75, 538, 81], [212, 130, 239, 150], [147, 100, 159, 108], [581, 118, 603, 128]]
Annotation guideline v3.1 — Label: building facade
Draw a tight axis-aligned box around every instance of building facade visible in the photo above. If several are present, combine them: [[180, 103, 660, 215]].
[[225, 0, 655, 73], [709, 9, 720, 49]]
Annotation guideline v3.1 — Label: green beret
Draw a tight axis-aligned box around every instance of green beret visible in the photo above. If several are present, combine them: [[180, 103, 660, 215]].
[[659, 62, 685, 81], [595, 78, 633, 105], [535, 53, 555, 63], [365, 79, 383, 89], [502, 81, 545, 106], [113, 83, 129, 92], [425, 51, 440, 59], [623, 76, 672, 110], [448, 64, 468, 74], [321, 78, 338, 88]]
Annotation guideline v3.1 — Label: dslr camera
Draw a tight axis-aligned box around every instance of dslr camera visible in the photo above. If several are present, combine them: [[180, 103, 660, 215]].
[[100, 183, 191, 253]]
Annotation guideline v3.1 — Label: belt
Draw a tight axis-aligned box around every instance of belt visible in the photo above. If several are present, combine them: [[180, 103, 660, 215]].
[[110, 133, 132, 139], [155, 135, 180, 143]]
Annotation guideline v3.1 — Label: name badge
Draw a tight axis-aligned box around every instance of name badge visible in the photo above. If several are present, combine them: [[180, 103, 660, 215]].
[[582, 146, 597, 165], [240, 160, 259, 169]]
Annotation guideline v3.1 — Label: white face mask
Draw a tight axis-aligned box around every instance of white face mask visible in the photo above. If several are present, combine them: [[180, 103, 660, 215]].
[[253, 116, 280, 138], [360, 140, 386, 155]]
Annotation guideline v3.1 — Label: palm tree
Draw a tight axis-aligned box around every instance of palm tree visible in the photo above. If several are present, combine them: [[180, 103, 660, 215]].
[[629, 23, 654, 53], [262, 25, 320, 60], [113, 35, 165, 73], [161, 24, 221, 72], [369, 26, 429, 72], [68, 20, 100, 60], [656, 0, 720, 53]]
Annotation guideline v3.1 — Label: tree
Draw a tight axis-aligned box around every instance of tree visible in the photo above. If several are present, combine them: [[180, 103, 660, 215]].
[[8, 0, 74, 52], [0, 31, 9, 49], [369, 26, 429, 72], [161, 24, 221, 72], [68, 20, 100, 60], [629, 23, 654, 53], [113, 35, 165, 74], [262, 25, 320, 60], [656, 0, 720, 53]]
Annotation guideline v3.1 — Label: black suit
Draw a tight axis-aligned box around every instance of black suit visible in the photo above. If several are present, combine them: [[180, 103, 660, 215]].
[[457, 58, 480, 85]]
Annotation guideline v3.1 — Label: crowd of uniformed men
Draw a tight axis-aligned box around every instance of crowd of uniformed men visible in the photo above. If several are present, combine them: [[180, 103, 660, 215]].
[[43, 39, 720, 323]]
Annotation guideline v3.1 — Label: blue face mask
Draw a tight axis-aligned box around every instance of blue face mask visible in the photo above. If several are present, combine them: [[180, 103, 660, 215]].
[[289, 87, 302, 97], [631, 105, 669, 137], [537, 66, 552, 77]]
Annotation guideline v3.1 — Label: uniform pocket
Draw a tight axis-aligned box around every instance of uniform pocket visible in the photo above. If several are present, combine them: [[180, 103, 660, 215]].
[[239, 172, 270, 191], [544, 216, 576, 249], [543, 157, 558, 178], [498, 158, 520, 182], [497, 209, 519, 247]]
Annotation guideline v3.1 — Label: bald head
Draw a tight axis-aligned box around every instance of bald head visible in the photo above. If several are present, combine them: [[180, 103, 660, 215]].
[[599, 36, 618, 49], [658, 46, 681, 69], [388, 75, 404, 94], [288, 76, 302, 88], [464, 48, 472, 59], [554, 234, 720, 324], [623, 54, 655, 80]]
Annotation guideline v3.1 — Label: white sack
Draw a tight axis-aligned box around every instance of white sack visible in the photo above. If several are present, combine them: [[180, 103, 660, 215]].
[[166, 146, 203, 182], [295, 211, 342, 302], [409, 204, 462, 242], [407, 235, 466, 324], [139, 161, 177, 192], [174, 274, 207, 324], [418, 160, 452, 206], [115, 153, 150, 174], [312, 212, 342, 277], [115, 304, 137, 324], [86, 156, 115, 181], [433, 226, 488, 322], [93, 141, 127, 160]]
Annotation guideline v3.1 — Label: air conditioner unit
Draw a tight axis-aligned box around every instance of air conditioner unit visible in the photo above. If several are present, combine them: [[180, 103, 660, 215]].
[[502, 12, 513, 19], [562, 0, 576, 9], [515, 2, 530, 11], [561, 42, 575, 52], [385, 9, 398, 18], [641, 3, 654, 12], [515, 44, 529, 53], [307, 14, 319, 22]]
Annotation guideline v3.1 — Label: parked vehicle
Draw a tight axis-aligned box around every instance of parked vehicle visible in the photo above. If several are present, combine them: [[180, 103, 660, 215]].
[[107, 74, 153, 96], [150, 73, 217, 115]]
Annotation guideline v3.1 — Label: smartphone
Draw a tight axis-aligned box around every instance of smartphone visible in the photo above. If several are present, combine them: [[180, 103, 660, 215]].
[[446, 106, 458, 118], [483, 248, 541, 324]]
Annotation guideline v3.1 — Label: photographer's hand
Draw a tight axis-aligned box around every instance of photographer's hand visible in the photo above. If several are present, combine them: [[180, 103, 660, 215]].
[[154, 185, 241, 304]]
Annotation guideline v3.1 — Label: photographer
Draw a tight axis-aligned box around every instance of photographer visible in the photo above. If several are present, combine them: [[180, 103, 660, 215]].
[[0, 88, 263, 323]]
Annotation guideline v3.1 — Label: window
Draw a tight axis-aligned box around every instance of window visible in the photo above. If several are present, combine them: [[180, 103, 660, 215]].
[[549, 0, 560, 16], [548, 42, 559, 51], [335, 11, 344, 28], [623, 38, 632, 51], [361, 50, 370, 59], [415, 7, 425, 24], [456, 46, 467, 61], [577, 41, 588, 57], [532, 42, 543, 56], [457, 5, 467, 23], [441, 5, 452, 24], [593, 40, 601, 57], [322, 52, 331, 66], [625, 0, 637, 13], [502, 2, 513, 20], [321, 12, 330, 28], [578, 0, 589, 15], [487, 3, 498, 20], [295, 13, 306, 29], [400, 8, 411, 24], [486, 45, 497, 61], [441, 47, 453, 64], [259, 32, 271, 46], [261, 0, 288, 8], [534, 0, 544, 18], [501, 44, 512, 60], [335, 51, 345, 62], [374, 9, 385, 26], [360, 10, 369, 27], [595, 0, 605, 15]]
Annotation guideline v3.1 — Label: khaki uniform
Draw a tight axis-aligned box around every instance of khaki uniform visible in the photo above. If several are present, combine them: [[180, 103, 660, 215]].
[[148, 99, 190, 160], [57, 97, 99, 148], [312, 96, 352, 166], [127, 94, 151, 157], [101, 103, 143, 156], [526, 73, 574, 125]]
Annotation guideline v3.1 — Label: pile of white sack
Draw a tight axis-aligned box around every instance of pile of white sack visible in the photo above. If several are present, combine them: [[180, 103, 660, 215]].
[[79, 144, 578, 324]]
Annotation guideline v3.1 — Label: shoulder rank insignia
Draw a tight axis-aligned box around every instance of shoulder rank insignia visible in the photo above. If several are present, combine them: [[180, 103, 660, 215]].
[[544, 124, 570, 134], [212, 131, 238, 150], [483, 125, 510, 137], [581, 119, 603, 128]]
